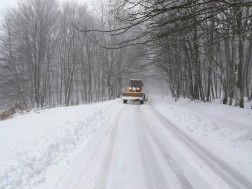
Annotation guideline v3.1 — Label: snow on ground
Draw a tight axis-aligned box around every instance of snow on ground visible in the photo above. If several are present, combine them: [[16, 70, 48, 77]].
[[0, 95, 251, 189], [151, 96, 252, 181], [0, 99, 123, 189]]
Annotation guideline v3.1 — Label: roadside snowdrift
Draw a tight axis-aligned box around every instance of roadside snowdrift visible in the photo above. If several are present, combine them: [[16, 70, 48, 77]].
[[0, 99, 123, 189], [151, 96, 252, 181]]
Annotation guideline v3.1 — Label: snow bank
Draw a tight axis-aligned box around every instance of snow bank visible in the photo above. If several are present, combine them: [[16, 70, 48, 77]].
[[0, 99, 123, 189], [151, 96, 252, 180]]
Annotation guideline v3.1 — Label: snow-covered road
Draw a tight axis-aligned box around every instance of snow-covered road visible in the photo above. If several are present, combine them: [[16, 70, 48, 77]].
[[56, 101, 252, 189], [1, 97, 252, 189]]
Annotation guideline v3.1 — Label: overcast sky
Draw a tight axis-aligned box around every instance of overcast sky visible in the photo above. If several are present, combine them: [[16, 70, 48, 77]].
[[0, 0, 16, 11], [0, 0, 91, 14]]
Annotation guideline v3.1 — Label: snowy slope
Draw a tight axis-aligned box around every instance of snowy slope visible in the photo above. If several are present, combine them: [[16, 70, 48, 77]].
[[0, 100, 124, 189], [0, 96, 251, 189]]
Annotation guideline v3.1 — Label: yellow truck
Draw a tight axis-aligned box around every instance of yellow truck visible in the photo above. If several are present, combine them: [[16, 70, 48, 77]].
[[122, 79, 145, 104]]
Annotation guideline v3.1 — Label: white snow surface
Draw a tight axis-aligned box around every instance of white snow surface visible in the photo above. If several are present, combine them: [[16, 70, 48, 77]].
[[0, 96, 251, 189], [0, 100, 123, 189], [151, 96, 252, 179]]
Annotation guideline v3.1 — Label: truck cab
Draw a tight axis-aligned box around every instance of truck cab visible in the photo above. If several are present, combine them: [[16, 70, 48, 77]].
[[122, 79, 145, 104]]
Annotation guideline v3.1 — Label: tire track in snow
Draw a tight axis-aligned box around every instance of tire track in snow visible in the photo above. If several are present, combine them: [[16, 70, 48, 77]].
[[139, 106, 194, 189], [95, 106, 126, 189], [149, 104, 252, 189], [101, 105, 147, 189], [56, 105, 126, 189], [136, 106, 170, 189]]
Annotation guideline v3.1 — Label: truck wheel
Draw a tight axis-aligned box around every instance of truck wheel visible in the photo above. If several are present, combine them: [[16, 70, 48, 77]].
[[140, 100, 144, 104], [123, 100, 127, 104]]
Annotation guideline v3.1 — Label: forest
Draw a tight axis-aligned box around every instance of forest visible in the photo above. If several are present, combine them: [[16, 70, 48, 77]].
[[0, 0, 252, 109]]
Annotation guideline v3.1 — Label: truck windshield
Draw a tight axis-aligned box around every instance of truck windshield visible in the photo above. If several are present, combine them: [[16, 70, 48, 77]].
[[131, 81, 142, 87]]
